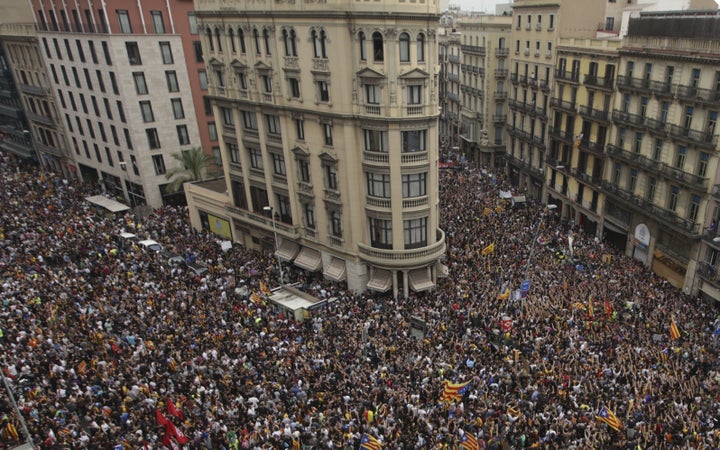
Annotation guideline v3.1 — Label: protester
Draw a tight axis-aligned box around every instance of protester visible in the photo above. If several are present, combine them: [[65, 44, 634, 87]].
[[1, 150, 719, 450]]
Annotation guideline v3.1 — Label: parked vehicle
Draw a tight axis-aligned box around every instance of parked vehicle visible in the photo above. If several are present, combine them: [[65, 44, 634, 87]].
[[138, 239, 163, 252]]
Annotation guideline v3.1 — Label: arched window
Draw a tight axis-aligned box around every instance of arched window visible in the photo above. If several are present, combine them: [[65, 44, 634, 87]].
[[206, 28, 214, 51], [282, 29, 297, 57], [319, 30, 327, 58], [263, 28, 271, 55], [399, 32, 410, 62], [312, 30, 320, 58], [253, 28, 261, 54], [358, 31, 366, 60], [290, 30, 297, 56], [228, 28, 236, 53], [372, 31, 383, 62], [417, 33, 425, 62], [238, 28, 246, 53], [215, 28, 223, 52]]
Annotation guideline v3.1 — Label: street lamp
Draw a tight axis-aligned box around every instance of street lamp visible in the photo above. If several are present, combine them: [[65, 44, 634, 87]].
[[521, 204, 557, 311], [263, 205, 284, 286]]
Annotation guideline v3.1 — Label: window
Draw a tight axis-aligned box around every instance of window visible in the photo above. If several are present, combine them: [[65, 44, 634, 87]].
[[218, 108, 233, 128], [266, 115, 281, 136], [208, 122, 218, 141], [263, 28, 271, 55], [325, 164, 338, 190], [133, 72, 148, 94], [166, 71, 179, 92], [653, 139, 663, 160], [366, 84, 380, 104], [364, 129, 387, 152], [146, 128, 161, 149], [407, 85, 422, 104], [109, 72, 119, 94], [323, 123, 333, 146], [660, 101, 669, 123], [238, 72, 248, 90], [124, 128, 133, 149], [330, 210, 342, 238], [613, 163, 622, 185], [689, 194, 700, 223], [228, 29, 236, 53], [698, 152, 709, 178], [72, 67, 81, 87], [231, 179, 248, 209], [288, 77, 300, 98], [238, 28, 246, 53], [188, 13, 198, 34], [253, 28, 261, 54], [94, 144, 102, 163], [402, 129, 426, 152], [404, 217, 427, 249], [366, 172, 390, 198], [303, 202, 315, 229], [177, 125, 189, 145], [243, 111, 257, 130], [228, 143, 240, 164], [639, 97, 648, 117], [140, 101, 154, 122], [668, 186, 679, 212], [629, 169, 637, 192], [193, 41, 203, 62], [275, 195, 292, 224], [215, 29, 223, 52], [633, 132, 643, 153], [111, 125, 119, 145], [126, 42, 141, 65], [272, 153, 286, 176], [646, 177, 656, 202], [298, 158, 310, 182], [261, 74, 272, 93], [152, 154, 166, 175], [549, 14, 555, 29], [399, 32, 410, 62], [249, 148, 263, 169], [105, 147, 113, 166], [295, 118, 305, 140], [372, 31, 383, 62], [675, 146, 686, 169], [605, 17, 614, 31], [159, 42, 173, 64], [213, 146, 222, 166], [206, 28, 214, 52], [402, 172, 426, 197], [359, 31, 366, 61], [370, 218, 392, 249], [151, 11, 165, 34], [117, 101, 126, 123], [312, 29, 327, 58], [317, 80, 329, 102], [171, 98, 184, 119], [102, 41, 112, 64], [198, 70, 208, 89], [117, 10, 132, 33], [76, 40, 85, 62], [417, 33, 425, 62], [96, 70, 105, 92], [215, 69, 225, 87]]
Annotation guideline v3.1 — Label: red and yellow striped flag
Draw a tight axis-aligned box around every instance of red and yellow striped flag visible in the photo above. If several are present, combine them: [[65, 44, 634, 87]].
[[670, 317, 681, 341]]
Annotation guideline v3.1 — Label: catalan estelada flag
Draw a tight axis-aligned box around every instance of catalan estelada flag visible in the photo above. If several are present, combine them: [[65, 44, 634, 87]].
[[596, 406, 622, 432], [260, 281, 271, 296], [359, 433, 383, 450], [440, 380, 471, 403], [670, 317, 681, 341], [497, 285, 510, 300], [481, 243, 495, 255], [459, 430, 480, 450]]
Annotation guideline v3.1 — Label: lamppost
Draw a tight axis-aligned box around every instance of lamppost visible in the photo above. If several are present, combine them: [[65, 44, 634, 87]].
[[521, 204, 557, 311], [263, 205, 284, 286]]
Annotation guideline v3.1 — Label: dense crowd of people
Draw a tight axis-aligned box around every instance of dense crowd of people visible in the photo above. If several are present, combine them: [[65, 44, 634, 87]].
[[1, 149, 720, 449]]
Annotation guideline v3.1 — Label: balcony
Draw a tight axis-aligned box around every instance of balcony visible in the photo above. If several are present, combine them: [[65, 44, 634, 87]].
[[461, 45, 486, 55], [448, 73, 460, 83], [650, 80, 673, 98], [19, 84, 50, 96], [363, 105, 382, 116], [518, 75, 528, 86], [555, 70, 580, 83], [676, 85, 720, 106], [496, 48, 509, 57], [510, 73, 519, 85], [550, 97, 576, 114], [402, 196, 429, 209], [312, 58, 330, 72], [576, 171, 602, 186], [357, 229, 446, 268], [401, 151, 429, 166], [539, 79, 550, 92], [548, 126, 574, 143], [283, 56, 299, 69], [666, 124, 718, 150], [366, 196, 391, 209], [660, 164, 709, 191], [493, 114, 507, 123], [26, 111, 55, 127], [406, 106, 424, 116], [494, 91, 508, 101], [494, 69, 508, 78], [477, 112, 484, 120], [363, 151, 389, 165], [611, 110, 646, 128], [578, 138, 606, 158], [579, 106, 610, 123], [583, 75, 614, 91], [448, 55, 460, 64], [644, 118, 669, 136], [616, 75, 652, 94], [697, 261, 720, 287]]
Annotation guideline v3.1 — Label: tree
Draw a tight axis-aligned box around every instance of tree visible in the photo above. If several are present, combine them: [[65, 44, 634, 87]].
[[164, 147, 219, 193]]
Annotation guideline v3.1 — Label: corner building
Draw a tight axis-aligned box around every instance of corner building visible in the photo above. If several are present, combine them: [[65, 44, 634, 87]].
[[187, 0, 446, 296]]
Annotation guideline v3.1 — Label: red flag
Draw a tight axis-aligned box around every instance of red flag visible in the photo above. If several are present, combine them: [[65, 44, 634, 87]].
[[162, 434, 180, 450], [164, 421, 189, 444], [167, 398, 184, 420], [155, 409, 169, 427]]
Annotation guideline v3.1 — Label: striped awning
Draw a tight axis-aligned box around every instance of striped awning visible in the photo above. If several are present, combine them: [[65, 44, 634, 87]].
[[275, 239, 299, 262], [294, 247, 322, 272], [323, 257, 347, 282], [409, 268, 434, 292], [367, 269, 392, 292]]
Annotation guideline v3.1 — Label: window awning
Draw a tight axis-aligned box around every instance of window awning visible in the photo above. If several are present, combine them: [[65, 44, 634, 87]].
[[275, 239, 299, 262], [367, 269, 392, 292], [323, 257, 346, 282], [294, 247, 322, 272], [409, 268, 435, 292], [86, 195, 131, 213]]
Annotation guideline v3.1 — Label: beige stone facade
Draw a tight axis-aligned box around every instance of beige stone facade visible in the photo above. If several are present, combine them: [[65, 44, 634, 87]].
[[188, 0, 446, 296]]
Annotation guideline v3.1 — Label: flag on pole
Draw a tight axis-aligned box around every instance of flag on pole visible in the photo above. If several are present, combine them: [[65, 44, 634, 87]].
[[481, 243, 495, 255], [440, 380, 471, 403], [596, 406, 622, 431], [360, 433, 383, 450], [459, 430, 480, 450], [670, 317, 681, 341]]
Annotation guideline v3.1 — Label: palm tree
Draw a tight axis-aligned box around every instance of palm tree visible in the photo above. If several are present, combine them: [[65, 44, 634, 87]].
[[165, 147, 219, 193]]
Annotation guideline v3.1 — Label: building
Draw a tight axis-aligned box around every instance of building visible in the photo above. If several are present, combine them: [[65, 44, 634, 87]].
[[439, 30, 461, 154], [0, 0, 70, 174], [547, 37, 621, 239], [28, 0, 212, 207], [608, 11, 720, 296], [186, 0, 447, 296], [456, 15, 512, 168]]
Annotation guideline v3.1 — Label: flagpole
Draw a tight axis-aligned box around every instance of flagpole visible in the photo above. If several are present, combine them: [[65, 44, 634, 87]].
[[1, 355, 34, 447], [521, 204, 557, 313]]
